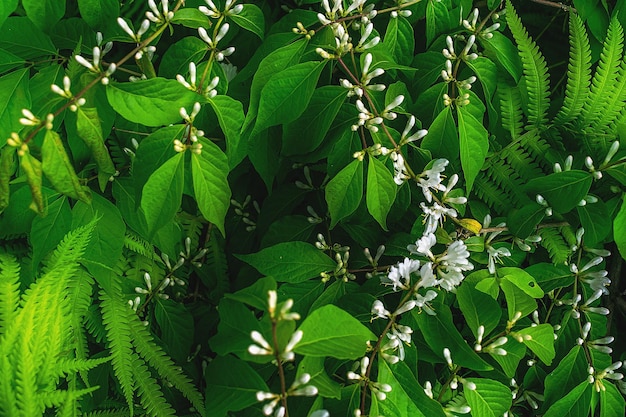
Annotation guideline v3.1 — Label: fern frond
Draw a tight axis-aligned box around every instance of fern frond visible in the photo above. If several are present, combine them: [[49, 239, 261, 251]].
[[56, 356, 112, 378], [580, 17, 624, 128], [483, 158, 529, 208], [129, 316, 205, 412], [506, 0, 551, 128], [0, 252, 20, 337], [133, 354, 177, 417], [555, 12, 593, 125], [501, 142, 544, 181], [592, 59, 626, 132], [83, 408, 133, 417], [46, 219, 97, 272], [539, 227, 571, 265], [124, 232, 157, 260], [498, 81, 525, 139], [38, 386, 98, 410], [85, 304, 107, 344], [519, 129, 555, 169], [473, 175, 509, 213], [100, 291, 136, 412], [0, 355, 18, 415]]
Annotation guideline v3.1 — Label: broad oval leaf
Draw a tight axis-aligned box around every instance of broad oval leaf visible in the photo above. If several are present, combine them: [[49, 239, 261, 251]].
[[458, 106, 488, 193], [517, 323, 556, 365], [525, 170, 592, 214], [366, 155, 396, 230], [77, 0, 119, 30], [465, 378, 512, 417], [191, 138, 231, 236], [236, 241, 336, 283], [613, 195, 626, 260], [295, 305, 376, 359], [230, 4, 265, 39], [155, 298, 194, 363], [543, 380, 592, 417], [253, 60, 326, 134], [0, 69, 30, 144], [140, 152, 184, 239], [76, 107, 116, 191], [499, 267, 544, 298], [543, 346, 588, 411], [422, 106, 458, 162], [158, 36, 207, 79], [207, 95, 246, 169], [170, 8, 208, 29], [325, 159, 364, 228], [106, 78, 202, 127]]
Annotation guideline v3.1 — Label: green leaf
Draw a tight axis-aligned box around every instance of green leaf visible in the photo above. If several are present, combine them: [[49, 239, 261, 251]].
[[0, 146, 14, 213], [458, 106, 488, 193], [294, 305, 376, 359], [413, 301, 493, 371], [456, 281, 501, 339], [22, 0, 65, 31], [507, 202, 545, 239], [517, 324, 556, 365], [467, 57, 499, 124], [226, 276, 276, 311], [106, 78, 202, 127], [230, 4, 264, 39], [242, 38, 307, 132], [480, 31, 523, 82], [600, 382, 626, 417], [171, 8, 208, 29], [0, 48, 25, 74], [425, 0, 450, 47], [577, 200, 610, 247], [526, 262, 573, 292], [297, 356, 341, 399], [384, 15, 414, 66], [366, 155, 396, 230], [500, 277, 536, 320], [209, 299, 263, 360], [140, 152, 184, 239], [41, 130, 91, 203], [543, 380, 592, 417], [0, 0, 17, 29], [248, 129, 281, 191], [191, 138, 231, 236], [236, 241, 336, 283], [421, 106, 458, 162], [77, 0, 119, 30], [0, 17, 57, 59], [525, 170, 593, 214], [499, 267, 544, 298], [204, 355, 269, 417], [325, 160, 364, 228], [207, 95, 245, 169], [489, 337, 526, 377], [544, 346, 588, 411], [378, 359, 446, 417], [158, 36, 207, 79], [30, 197, 72, 270], [613, 194, 626, 260], [18, 151, 45, 215], [0, 69, 30, 144], [154, 299, 194, 363], [464, 378, 512, 417], [253, 60, 326, 134], [282, 86, 347, 156], [76, 107, 116, 191]]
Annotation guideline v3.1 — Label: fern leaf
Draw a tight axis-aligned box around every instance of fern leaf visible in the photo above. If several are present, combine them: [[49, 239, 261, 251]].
[[501, 142, 544, 181], [100, 291, 136, 413], [473, 175, 509, 213], [129, 316, 205, 412], [580, 17, 624, 128], [132, 353, 177, 417], [83, 409, 133, 417], [592, 59, 626, 132], [506, 0, 551, 128], [556, 12, 593, 125], [46, 219, 97, 273], [124, 232, 157, 259], [498, 81, 525, 139], [484, 158, 529, 207], [0, 355, 18, 415], [539, 227, 571, 265], [0, 252, 20, 337]]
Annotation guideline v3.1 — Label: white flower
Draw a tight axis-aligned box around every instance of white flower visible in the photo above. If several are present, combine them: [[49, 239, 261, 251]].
[[417, 159, 449, 202], [408, 232, 436, 258], [371, 299, 391, 319], [355, 22, 380, 51], [382, 257, 420, 291], [487, 245, 511, 274], [391, 152, 410, 185], [436, 240, 473, 291], [420, 202, 457, 235], [248, 330, 273, 356]]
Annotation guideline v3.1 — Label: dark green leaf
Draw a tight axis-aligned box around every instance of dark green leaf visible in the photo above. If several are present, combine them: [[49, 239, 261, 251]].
[[507, 202, 545, 239], [0, 69, 30, 144], [0, 17, 56, 59], [517, 324, 556, 365], [226, 276, 276, 311], [465, 378, 512, 417], [191, 138, 231, 236], [613, 195, 626, 260], [422, 106, 458, 162], [282, 86, 346, 156], [41, 130, 91, 203], [325, 160, 364, 228], [0, 48, 24, 74], [544, 346, 588, 411], [0, 0, 17, 29], [295, 305, 376, 359], [77, 0, 119, 30], [456, 281, 501, 339], [458, 106, 488, 193], [384, 15, 414, 66], [171, 8, 209, 29], [499, 267, 544, 298], [525, 170, 592, 214], [30, 197, 72, 270], [366, 155, 396, 230], [106, 78, 202, 127], [22, 0, 65, 31], [207, 95, 246, 169], [600, 382, 626, 417], [500, 277, 536, 320], [204, 355, 269, 417], [76, 107, 116, 191], [297, 356, 341, 399], [577, 200, 610, 247], [158, 37, 208, 79], [140, 152, 184, 239], [526, 262, 573, 292], [209, 299, 263, 360], [253, 60, 326, 134], [236, 241, 336, 283], [543, 381, 592, 417], [480, 32, 523, 82], [230, 4, 264, 39]]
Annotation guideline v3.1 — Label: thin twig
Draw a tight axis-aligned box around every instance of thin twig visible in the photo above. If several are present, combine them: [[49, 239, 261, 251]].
[[530, 0, 576, 12]]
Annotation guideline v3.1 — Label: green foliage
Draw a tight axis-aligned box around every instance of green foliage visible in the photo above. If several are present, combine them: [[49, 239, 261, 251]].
[[0, 1, 625, 416]]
